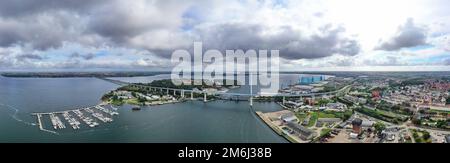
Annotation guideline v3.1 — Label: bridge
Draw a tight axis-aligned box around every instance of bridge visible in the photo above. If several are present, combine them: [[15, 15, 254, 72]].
[[98, 77, 349, 107]]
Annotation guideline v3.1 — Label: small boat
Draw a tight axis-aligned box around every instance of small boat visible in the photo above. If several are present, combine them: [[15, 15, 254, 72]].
[[132, 107, 141, 111]]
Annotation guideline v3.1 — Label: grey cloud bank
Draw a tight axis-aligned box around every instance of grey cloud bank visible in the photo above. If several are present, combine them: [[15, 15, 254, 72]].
[[0, 0, 448, 70], [375, 18, 428, 51]]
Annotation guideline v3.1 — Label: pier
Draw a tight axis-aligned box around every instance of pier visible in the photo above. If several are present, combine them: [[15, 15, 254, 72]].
[[32, 113, 58, 134], [49, 113, 66, 129], [62, 111, 80, 129]]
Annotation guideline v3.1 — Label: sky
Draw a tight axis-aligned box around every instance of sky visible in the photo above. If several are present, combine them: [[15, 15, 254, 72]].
[[0, 0, 449, 71]]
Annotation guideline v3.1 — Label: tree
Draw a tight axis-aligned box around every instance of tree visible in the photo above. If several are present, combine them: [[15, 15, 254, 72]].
[[436, 120, 447, 129], [412, 132, 419, 139], [342, 111, 352, 121], [422, 131, 431, 140], [374, 122, 386, 133], [392, 105, 401, 111], [138, 97, 146, 103], [317, 99, 330, 106], [412, 118, 422, 125]]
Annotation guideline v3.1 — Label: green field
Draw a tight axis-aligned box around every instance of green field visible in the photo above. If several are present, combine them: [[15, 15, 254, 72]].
[[308, 112, 319, 127], [318, 110, 353, 121], [320, 128, 332, 136], [295, 113, 307, 122], [356, 107, 407, 124]]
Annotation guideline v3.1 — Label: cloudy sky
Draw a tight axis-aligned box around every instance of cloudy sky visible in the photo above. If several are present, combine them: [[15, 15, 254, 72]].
[[0, 0, 449, 71]]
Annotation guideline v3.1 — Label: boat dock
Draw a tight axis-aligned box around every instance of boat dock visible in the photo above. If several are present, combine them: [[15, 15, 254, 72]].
[[32, 113, 58, 134], [35, 114, 44, 130], [31, 105, 119, 132], [49, 113, 66, 129], [73, 109, 99, 128], [62, 111, 81, 129], [85, 107, 113, 123], [95, 106, 119, 116]]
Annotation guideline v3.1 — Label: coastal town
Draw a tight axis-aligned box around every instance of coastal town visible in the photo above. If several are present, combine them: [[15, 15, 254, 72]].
[[257, 74, 450, 143]]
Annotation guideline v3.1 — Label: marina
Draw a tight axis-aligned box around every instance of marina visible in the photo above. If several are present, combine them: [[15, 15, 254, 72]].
[[31, 105, 119, 133]]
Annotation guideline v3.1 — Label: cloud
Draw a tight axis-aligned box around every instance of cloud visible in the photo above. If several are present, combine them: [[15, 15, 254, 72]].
[[86, 0, 193, 50], [195, 23, 360, 59], [375, 18, 428, 51], [0, 0, 361, 61], [0, 12, 101, 50], [70, 52, 96, 60], [363, 56, 402, 66], [0, 0, 107, 17], [445, 58, 450, 65], [16, 54, 44, 61], [0, 0, 192, 51]]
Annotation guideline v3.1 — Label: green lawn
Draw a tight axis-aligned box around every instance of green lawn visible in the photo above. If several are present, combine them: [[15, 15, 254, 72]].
[[308, 112, 318, 127], [318, 112, 337, 118], [320, 128, 332, 137], [316, 110, 353, 121], [125, 98, 142, 105], [295, 113, 307, 122], [357, 107, 407, 124]]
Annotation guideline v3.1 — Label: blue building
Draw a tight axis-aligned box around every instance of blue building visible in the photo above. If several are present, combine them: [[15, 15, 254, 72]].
[[299, 75, 324, 85]]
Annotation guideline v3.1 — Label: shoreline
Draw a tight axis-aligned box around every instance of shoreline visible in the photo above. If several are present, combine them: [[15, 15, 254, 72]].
[[254, 111, 298, 143]]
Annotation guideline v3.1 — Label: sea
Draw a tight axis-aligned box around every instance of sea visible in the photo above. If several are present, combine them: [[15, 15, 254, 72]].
[[0, 74, 308, 143]]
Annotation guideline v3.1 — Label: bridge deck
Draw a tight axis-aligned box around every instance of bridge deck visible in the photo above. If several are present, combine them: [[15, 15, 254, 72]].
[[98, 77, 341, 97]]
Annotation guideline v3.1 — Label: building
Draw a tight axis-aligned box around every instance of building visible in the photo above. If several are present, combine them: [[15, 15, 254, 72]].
[[349, 132, 358, 139], [381, 131, 396, 141], [352, 118, 363, 134], [280, 113, 298, 123], [344, 95, 367, 105], [300, 105, 313, 109], [326, 103, 346, 111], [284, 101, 303, 108], [445, 135, 450, 143], [115, 91, 133, 99], [286, 121, 316, 140], [299, 75, 325, 85], [301, 116, 310, 126], [337, 121, 349, 128], [371, 88, 382, 99], [361, 120, 375, 127]]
